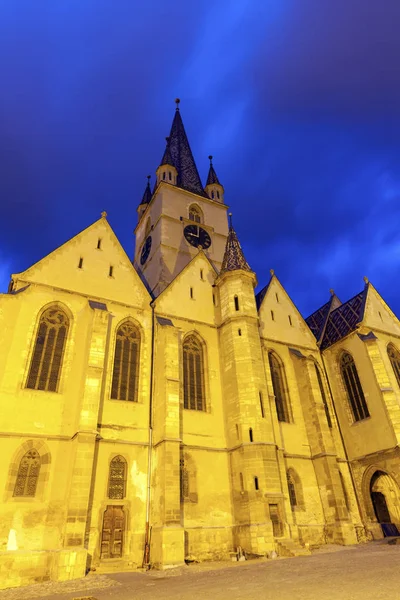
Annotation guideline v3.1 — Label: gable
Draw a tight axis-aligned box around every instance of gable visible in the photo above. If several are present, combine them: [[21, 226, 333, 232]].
[[258, 276, 318, 348], [361, 284, 400, 336], [155, 252, 217, 325], [12, 218, 151, 308]]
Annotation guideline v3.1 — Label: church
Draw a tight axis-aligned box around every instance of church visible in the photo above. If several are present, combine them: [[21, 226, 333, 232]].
[[2, 100, 400, 590]]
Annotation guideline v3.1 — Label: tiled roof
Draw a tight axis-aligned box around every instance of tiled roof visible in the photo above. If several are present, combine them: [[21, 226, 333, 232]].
[[220, 224, 252, 273], [159, 106, 207, 198], [320, 288, 367, 350]]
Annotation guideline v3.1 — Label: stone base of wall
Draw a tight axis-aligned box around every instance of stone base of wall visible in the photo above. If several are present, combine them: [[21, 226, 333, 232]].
[[184, 527, 233, 561], [0, 548, 87, 590], [150, 525, 185, 569], [233, 522, 274, 556]]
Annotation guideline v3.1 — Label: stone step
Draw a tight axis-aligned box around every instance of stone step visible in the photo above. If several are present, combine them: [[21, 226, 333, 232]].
[[275, 538, 311, 558]]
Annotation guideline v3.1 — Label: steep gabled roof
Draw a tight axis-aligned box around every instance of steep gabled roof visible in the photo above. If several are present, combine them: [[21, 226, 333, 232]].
[[320, 286, 368, 350], [305, 292, 342, 342], [160, 102, 207, 198]]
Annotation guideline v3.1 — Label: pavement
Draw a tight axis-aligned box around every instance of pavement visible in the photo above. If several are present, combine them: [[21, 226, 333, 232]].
[[1, 540, 400, 600]]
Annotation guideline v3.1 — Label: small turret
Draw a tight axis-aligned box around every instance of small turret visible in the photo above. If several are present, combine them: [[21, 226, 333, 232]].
[[205, 155, 224, 203], [156, 137, 178, 186], [138, 175, 153, 221]]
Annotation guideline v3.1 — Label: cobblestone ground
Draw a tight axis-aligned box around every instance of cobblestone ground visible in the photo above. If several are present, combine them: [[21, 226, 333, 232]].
[[1, 541, 400, 600]]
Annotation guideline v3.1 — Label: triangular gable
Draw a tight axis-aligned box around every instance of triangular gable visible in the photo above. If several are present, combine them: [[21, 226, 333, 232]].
[[12, 216, 151, 307], [361, 283, 400, 336], [155, 251, 217, 325], [305, 293, 342, 342], [320, 288, 366, 350], [258, 274, 318, 348]]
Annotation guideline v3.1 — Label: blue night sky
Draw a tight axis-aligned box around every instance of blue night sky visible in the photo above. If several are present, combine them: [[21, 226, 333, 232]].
[[1, 1, 400, 317]]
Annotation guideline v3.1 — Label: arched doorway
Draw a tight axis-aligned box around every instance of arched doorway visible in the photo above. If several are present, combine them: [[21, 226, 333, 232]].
[[370, 471, 400, 537]]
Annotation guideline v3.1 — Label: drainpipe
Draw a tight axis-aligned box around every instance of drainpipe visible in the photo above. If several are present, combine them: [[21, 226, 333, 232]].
[[142, 301, 156, 568], [321, 353, 366, 532]]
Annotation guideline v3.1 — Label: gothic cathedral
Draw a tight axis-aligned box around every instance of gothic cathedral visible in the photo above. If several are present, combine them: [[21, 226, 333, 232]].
[[2, 101, 400, 590]]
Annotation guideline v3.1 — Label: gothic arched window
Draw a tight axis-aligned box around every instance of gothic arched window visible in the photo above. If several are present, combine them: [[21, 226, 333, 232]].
[[268, 352, 290, 422], [286, 469, 304, 509], [315, 363, 332, 428], [183, 335, 206, 411], [188, 204, 202, 224], [108, 455, 127, 499], [13, 449, 41, 497], [145, 218, 151, 237], [388, 344, 400, 388], [26, 306, 69, 392], [340, 352, 369, 422], [287, 471, 297, 507], [111, 321, 140, 402]]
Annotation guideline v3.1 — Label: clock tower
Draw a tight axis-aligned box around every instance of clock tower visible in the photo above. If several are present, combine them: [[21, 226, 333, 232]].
[[134, 100, 229, 296]]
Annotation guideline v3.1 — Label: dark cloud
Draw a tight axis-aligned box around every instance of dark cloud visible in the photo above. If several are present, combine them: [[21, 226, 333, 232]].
[[1, 0, 399, 319]]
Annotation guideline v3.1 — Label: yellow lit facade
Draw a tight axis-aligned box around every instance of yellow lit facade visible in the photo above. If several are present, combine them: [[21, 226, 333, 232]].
[[1, 105, 400, 589]]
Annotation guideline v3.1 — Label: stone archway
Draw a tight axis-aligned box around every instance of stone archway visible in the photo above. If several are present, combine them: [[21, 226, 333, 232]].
[[369, 471, 400, 537]]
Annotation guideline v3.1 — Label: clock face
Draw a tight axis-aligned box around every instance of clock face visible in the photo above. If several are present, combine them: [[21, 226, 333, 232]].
[[140, 235, 152, 265], [184, 225, 212, 249]]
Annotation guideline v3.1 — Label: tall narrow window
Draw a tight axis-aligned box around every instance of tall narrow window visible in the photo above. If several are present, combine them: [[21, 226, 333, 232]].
[[189, 204, 202, 223], [388, 344, 400, 388], [240, 472, 244, 491], [254, 476, 259, 490], [111, 321, 140, 402], [109, 265, 114, 277], [271, 310, 275, 321], [190, 287, 194, 299], [259, 391, 265, 418], [287, 471, 297, 508], [78, 257, 83, 269], [234, 295, 239, 311], [97, 238, 102, 249], [275, 293, 279, 303], [183, 335, 206, 411], [13, 450, 41, 497], [249, 428, 253, 442], [26, 306, 69, 392], [108, 455, 127, 499], [340, 352, 369, 422], [315, 363, 332, 428], [268, 352, 290, 422], [288, 315, 293, 326]]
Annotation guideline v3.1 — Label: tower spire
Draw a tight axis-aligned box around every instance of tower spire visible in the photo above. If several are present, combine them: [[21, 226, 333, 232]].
[[157, 100, 207, 197], [220, 213, 252, 273], [205, 155, 224, 203]]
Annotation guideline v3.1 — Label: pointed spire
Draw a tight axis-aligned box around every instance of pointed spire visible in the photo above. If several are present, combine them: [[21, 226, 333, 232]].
[[220, 213, 252, 273], [206, 155, 221, 186], [160, 137, 174, 167], [158, 100, 207, 197], [140, 175, 152, 205]]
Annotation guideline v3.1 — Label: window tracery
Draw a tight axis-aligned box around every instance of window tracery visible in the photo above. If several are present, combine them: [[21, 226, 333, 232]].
[[188, 204, 202, 223], [108, 455, 127, 499], [183, 335, 206, 411], [26, 306, 69, 392], [388, 344, 400, 388], [340, 352, 369, 422], [111, 321, 140, 402], [13, 450, 41, 497]]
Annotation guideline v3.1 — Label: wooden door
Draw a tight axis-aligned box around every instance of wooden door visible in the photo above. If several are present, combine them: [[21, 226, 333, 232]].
[[101, 506, 125, 559]]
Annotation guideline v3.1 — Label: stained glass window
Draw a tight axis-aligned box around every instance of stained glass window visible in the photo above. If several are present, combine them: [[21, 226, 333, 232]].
[[268, 352, 290, 422], [13, 450, 41, 497], [340, 352, 369, 422], [183, 335, 205, 411], [26, 307, 69, 392], [388, 344, 400, 388], [111, 322, 140, 402], [108, 455, 127, 499]]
